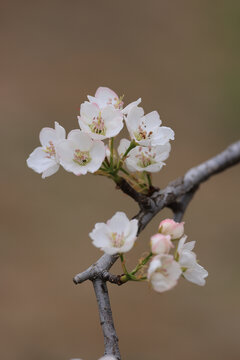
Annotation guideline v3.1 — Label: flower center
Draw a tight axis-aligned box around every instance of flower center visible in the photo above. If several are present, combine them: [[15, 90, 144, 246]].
[[136, 147, 156, 168], [89, 112, 106, 135], [135, 124, 153, 141], [73, 149, 91, 166], [111, 232, 125, 248], [44, 141, 56, 158]]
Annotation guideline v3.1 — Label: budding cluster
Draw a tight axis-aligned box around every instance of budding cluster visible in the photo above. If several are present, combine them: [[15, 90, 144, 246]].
[[90, 214, 208, 293]]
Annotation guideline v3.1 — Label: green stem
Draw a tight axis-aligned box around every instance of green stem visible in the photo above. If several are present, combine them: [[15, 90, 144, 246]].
[[122, 140, 137, 160], [119, 167, 130, 176], [131, 252, 153, 276], [120, 254, 128, 275], [146, 173, 152, 188]]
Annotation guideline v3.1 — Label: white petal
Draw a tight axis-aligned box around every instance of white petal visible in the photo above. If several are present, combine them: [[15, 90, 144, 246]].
[[56, 140, 82, 175], [102, 107, 124, 137], [151, 126, 175, 146], [177, 235, 188, 254], [179, 250, 196, 267], [42, 163, 60, 178], [118, 237, 136, 253], [123, 98, 142, 115], [95, 86, 118, 101], [183, 241, 196, 251], [155, 143, 171, 162], [125, 106, 144, 131], [68, 130, 92, 151], [88, 141, 106, 172], [39, 128, 57, 147], [148, 257, 162, 278], [27, 147, 57, 174], [143, 111, 161, 128], [54, 121, 66, 140], [80, 102, 99, 124], [87, 95, 99, 104], [184, 263, 208, 286], [126, 219, 138, 239], [107, 212, 130, 234], [89, 223, 111, 249]]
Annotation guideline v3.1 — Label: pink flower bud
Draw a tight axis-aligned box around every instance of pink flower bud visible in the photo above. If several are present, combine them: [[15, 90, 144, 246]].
[[158, 219, 184, 240], [150, 233, 173, 254]]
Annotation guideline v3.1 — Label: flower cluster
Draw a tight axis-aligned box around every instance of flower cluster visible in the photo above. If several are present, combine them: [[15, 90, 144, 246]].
[[27, 87, 174, 192], [90, 214, 208, 293], [147, 219, 208, 292], [27, 87, 207, 294]]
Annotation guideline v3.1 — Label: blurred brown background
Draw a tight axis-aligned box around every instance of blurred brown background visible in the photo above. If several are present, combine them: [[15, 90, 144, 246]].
[[1, 1, 240, 359]]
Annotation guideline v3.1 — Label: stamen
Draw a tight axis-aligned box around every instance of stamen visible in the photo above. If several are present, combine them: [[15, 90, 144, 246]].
[[111, 232, 125, 248], [136, 148, 156, 168], [44, 141, 56, 158], [89, 112, 106, 135], [114, 95, 124, 109], [73, 149, 91, 166]]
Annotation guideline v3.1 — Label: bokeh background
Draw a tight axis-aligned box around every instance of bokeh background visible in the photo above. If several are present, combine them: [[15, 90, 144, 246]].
[[1, 1, 240, 359]]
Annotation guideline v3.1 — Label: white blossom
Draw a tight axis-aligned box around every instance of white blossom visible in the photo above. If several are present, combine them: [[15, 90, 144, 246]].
[[90, 212, 138, 255], [125, 106, 174, 146], [78, 102, 123, 140], [26, 121, 66, 178], [118, 140, 171, 173], [87, 86, 141, 115], [177, 236, 208, 286], [148, 254, 182, 293], [159, 219, 184, 240], [56, 130, 105, 176], [150, 233, 173, 255]]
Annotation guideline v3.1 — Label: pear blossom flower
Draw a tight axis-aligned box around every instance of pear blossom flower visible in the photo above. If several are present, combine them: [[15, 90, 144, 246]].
[[150, 233, 173, 255], [56, 130, 105, 175], [26, 121, 66, 178], [78, 102, 123, 140], [159, 219, 184, 240], [118, 139, 171, 173], [148, 254, 182, 293], [89, 212, 138, 255], [177, 236, 208, 286], [125, 106, 174, 146], [87, 86, 141, 115]]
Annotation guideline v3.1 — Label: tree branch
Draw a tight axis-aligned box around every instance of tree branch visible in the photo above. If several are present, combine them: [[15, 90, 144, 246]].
[[73, 140, 240, 359], [92, 279, 121, 360]]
